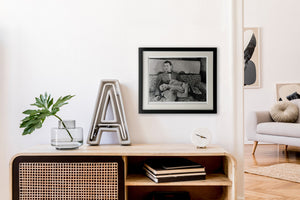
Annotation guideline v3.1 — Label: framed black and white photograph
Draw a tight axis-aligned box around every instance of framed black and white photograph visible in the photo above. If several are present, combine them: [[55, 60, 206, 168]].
[[139, 47, 217, 114]]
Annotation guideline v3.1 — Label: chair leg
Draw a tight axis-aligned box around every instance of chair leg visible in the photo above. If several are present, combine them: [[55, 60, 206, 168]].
[[285, 145, 288, 152], [252, 141, 258, 155]]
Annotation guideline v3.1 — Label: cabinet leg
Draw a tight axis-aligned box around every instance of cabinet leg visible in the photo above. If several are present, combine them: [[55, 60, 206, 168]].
[[252, 141, 258, 155]]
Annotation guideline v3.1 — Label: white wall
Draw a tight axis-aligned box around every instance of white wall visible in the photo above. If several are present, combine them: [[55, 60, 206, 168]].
[[244, 0, 300, 143], [0, 0, 243, 199]]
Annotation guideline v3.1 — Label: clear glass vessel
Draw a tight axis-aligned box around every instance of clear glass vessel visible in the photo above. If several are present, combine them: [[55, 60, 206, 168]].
[[51, 120, 83, 150]]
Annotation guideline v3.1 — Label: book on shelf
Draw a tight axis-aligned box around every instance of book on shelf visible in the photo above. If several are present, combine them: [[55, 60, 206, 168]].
[[144, 158, 205, 175], [143, 167, 206, 178], [145, 169, 206, 183], [143, 167, 206, 179], [143, 157, 206, 183], [161, 157, 203, 170]]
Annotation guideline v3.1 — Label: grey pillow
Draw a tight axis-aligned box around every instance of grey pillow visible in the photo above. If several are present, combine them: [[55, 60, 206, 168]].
[[270, 101, 299, 123]]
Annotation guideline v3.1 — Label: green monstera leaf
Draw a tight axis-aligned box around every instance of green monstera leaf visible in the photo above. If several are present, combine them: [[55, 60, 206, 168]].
[[20, 93, 75, 140]]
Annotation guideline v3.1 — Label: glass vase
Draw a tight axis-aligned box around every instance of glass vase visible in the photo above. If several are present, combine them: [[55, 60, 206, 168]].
[[51, 120, 83, 150]]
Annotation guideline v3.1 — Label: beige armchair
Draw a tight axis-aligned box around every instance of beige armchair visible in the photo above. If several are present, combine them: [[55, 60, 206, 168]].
[[246, 109, 300, 154]]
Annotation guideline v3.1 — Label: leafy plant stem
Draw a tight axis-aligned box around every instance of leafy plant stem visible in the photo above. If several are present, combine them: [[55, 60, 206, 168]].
[[20, 93, 75, 137], [53, 114, 74, 142]]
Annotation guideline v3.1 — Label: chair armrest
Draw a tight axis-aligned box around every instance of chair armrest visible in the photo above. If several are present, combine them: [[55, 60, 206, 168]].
[[256, 111, 273, 124], [245, 111, 273, 141]]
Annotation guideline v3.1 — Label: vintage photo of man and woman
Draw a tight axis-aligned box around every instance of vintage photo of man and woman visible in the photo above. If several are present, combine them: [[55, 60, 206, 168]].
[[148, 58, 207, 103]]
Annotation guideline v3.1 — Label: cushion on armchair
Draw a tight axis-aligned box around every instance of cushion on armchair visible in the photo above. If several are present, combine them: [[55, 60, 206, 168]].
[[270, 101, 299, 123]]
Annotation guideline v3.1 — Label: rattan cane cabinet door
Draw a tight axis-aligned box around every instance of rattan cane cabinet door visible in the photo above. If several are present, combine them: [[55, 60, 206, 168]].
[[12, 156, 124, 200]]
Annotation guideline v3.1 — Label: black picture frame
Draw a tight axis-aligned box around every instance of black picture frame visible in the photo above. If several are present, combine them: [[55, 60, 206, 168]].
[[139, 47, 217, 114]]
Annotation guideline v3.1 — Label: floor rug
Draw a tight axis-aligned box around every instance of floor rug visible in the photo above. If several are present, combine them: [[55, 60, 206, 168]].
[[245, 163, 300, 183]]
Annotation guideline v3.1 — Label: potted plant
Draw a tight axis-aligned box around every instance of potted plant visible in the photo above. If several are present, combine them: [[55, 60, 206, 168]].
[[20, 93, 83, 149]]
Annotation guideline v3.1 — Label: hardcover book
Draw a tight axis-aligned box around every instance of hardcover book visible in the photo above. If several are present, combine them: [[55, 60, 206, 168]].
[[143, 167, 206, 178], [145, 170, 206, 183], [161, 157, 203, 169], [144, 158, 205, 175]]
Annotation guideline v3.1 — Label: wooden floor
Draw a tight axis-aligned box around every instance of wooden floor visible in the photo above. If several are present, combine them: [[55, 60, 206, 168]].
[[244, 144, 300, 200]]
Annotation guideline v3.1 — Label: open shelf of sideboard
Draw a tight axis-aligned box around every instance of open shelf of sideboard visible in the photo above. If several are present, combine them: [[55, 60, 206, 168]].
[[126, 173, 232, 186], [121, 145, 236, 200]]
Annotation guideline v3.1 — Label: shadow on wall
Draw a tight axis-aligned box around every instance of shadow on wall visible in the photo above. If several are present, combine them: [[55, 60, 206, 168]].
[[0, 35, 5, 109], [0, 36, 7, 145], [0, 32, 10, 198]]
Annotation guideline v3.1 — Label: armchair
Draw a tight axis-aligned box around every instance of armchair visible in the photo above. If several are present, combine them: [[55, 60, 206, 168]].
[[246, 110, 300, 154]]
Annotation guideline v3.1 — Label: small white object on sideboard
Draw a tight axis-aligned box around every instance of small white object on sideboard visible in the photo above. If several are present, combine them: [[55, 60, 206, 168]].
[[191, 128, 212, 148]]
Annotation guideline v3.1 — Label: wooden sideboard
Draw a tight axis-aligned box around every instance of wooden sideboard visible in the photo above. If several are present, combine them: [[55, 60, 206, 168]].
[[10, 144, 236, 200]]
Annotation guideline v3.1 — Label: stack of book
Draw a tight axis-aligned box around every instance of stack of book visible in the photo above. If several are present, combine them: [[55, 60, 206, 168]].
[[143, 157, 206, 183]]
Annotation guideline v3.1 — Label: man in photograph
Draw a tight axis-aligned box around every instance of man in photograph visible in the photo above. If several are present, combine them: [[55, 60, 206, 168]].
[[154, 60, 182, 101]]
